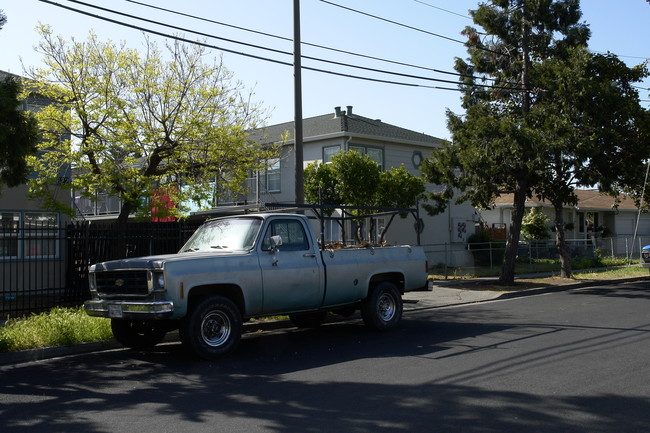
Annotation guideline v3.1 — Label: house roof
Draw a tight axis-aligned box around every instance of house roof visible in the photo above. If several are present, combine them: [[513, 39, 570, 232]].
[[492, 190, 639, 211], [250, 106, 443, 146]]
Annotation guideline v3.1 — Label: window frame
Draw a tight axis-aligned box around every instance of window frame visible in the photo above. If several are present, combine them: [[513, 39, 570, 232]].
[[347, 143, 384, 170]]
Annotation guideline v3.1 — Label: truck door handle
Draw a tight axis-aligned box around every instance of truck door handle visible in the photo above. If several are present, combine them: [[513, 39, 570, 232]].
[[303, 253, 316, 258]]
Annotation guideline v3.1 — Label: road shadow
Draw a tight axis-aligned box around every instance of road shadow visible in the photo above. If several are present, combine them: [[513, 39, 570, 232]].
[[2, 307, 649, 433]]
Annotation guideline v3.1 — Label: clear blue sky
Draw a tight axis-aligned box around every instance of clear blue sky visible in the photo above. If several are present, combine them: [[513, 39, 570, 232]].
[[1, 0, 648, 140]]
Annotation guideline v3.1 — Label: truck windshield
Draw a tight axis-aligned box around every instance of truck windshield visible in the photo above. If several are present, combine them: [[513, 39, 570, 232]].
[[180, 217, 263, 252]]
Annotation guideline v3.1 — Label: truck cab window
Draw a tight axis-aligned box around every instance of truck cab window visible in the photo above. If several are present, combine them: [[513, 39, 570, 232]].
[[262, 220, 309, 251]]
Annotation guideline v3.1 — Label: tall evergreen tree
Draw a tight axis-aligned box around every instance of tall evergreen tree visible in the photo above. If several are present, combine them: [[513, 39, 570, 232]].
[[532, 47, 648, 277], [0, 74, 39, 192], [1, 10, 39, 192], [422, 0, 590, 284], [422, 0, 648, 283]]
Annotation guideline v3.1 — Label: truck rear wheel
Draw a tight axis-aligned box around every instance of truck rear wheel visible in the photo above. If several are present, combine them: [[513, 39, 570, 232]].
[[180, 296, 242, 360], [361, 282, 403, 330], [111, 319, 167, 350]]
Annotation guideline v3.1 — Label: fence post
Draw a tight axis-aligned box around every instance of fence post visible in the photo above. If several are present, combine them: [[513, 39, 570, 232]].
[[489, 241, 494, 270]]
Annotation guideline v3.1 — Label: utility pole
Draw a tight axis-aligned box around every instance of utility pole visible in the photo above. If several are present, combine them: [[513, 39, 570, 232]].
[[293, 0, 304, 204]]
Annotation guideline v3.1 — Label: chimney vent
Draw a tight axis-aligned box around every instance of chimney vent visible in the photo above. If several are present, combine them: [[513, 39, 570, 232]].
[[334, 106, 341, 117], [346, 105, 353, 116]]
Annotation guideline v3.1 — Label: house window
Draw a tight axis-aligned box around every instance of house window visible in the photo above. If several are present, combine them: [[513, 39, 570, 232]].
[[24, 213, 59, 258], [0, 212, 59, 260], [0, 212, 20, 258], [323, 145, 341, 162], [349, 144, 384, 170], [264, 159, 281, 193]]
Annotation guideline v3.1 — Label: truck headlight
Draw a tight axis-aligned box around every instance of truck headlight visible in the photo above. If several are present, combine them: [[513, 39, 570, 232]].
[[156, 273, 165, 289]]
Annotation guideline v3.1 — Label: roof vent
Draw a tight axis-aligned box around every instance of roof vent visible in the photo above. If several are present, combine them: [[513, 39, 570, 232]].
[[334, 106, 342, 117], [346, 105, 353, 116]]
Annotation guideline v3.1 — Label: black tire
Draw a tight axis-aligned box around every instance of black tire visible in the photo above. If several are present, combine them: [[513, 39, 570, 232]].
[[111, 319, 167, 350], [361, 282, 403, 330], [289, 311, 327, 328], [180, 296, 242, 360]]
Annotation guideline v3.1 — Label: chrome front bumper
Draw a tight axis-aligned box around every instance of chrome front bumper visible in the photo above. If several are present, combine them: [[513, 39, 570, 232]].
[[84, 300, 174, 319]]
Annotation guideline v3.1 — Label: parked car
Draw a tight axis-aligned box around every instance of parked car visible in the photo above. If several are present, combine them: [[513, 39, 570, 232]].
[[642, 245, 650, 268]]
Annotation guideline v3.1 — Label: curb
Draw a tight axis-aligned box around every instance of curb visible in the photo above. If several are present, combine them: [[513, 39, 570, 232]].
[[0, 340, 123, 367], [495, 275, 650, 300]]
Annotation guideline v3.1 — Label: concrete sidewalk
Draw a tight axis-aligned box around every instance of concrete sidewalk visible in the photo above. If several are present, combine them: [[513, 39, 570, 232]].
[[2, 275, 647, 366]]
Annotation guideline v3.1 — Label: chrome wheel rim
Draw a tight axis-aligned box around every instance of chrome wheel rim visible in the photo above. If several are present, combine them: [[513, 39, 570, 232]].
[[377, 292, 396, 322], [201, 311, 231, 347]]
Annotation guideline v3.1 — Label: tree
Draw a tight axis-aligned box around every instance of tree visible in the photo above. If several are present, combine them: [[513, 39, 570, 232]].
[[0, 74, 39, 192], [421, 0, 591, 284], [531, 47, 649, 277], [0, 10, 39, 192], [520, 207, 549, 241], [305, 151, 424, 244], [26, 26, 278, 226]]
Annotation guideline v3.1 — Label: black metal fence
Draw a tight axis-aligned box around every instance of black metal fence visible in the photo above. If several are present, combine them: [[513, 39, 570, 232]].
[[1, 220, 203, 318]]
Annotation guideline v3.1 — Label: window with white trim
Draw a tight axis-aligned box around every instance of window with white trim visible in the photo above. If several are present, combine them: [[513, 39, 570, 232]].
[[264, 158, 281, 193], [349, 144, 384, 170], [323, 145, 341, 162]]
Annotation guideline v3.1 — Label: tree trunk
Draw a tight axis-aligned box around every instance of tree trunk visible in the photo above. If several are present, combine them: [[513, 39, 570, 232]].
[[111, 201, 134, 259], [499, 183, 527, 285], [553, 201, 572, 278]]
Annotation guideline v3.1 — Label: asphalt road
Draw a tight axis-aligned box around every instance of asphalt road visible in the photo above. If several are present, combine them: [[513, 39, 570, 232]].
[[1, 280, 649, 433]]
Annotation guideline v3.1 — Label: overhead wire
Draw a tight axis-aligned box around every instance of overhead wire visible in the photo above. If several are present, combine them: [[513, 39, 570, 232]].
[[411, 0, 472, 19], [123, 0, 491, 83], [35, 0, 458, 91], [42, 0, 527, 93], [318, 0, 510, 58]]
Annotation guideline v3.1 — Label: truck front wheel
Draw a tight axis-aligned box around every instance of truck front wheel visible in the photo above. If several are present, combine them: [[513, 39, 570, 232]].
[[180, 296, 242, 360], [361, 282, 403, 331], [111, 319, 167, 350]]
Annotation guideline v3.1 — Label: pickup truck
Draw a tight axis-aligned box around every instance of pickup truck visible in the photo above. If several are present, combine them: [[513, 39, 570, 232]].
[[84, 213, 429, 360]]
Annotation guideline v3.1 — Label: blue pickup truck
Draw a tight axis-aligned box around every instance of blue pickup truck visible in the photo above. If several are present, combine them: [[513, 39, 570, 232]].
[[85, 213, 429, 360]]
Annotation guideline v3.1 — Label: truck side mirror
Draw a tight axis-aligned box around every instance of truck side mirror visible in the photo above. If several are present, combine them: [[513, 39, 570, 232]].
[[270, 235, 283, 266], [270, 235, 283, 251]]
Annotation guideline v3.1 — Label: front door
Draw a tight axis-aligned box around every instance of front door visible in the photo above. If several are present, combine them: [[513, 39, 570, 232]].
[[258, 218, 323, 314]]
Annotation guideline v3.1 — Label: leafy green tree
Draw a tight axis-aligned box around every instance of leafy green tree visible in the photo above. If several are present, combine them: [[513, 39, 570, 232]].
[[26, 26, 277, 226], [422, 0, 595, 284], [0, 75, 39, 192], [520, 207, 550, 241], [304, 159, 340, 214], [305, 151, 424, 243]]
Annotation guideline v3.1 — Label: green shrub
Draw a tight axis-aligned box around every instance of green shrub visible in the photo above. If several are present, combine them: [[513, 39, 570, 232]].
[[521, 208, 550, 240]]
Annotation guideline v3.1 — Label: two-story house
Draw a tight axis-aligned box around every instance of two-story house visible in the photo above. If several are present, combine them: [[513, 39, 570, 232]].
[[215, 106, 476, 257]]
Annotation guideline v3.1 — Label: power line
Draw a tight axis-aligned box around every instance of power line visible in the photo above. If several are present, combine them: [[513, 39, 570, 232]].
[[318, 0, 510, 58], [50, 0, 525, 93], [123, 0, 488, 83], [411, 0, 471, 20]]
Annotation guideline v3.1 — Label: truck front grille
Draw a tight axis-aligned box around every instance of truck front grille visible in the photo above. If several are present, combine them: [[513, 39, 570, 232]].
[[95, 270, 150, 296]]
